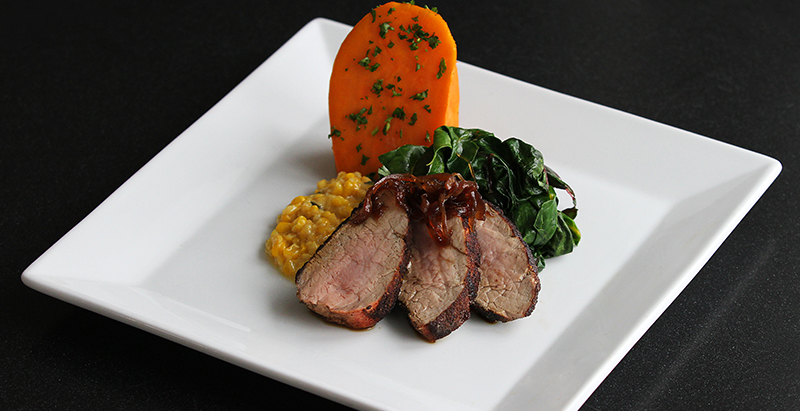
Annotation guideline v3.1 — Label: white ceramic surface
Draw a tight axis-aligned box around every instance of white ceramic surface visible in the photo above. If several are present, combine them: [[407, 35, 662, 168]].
[[22, 18, 781, 411]]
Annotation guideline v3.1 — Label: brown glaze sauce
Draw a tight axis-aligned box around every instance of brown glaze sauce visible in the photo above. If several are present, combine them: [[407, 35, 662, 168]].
[[351, 174, 486, 246]]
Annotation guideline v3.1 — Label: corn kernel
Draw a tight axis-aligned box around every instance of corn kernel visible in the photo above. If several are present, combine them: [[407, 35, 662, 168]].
[[275, 221, 291, 234]]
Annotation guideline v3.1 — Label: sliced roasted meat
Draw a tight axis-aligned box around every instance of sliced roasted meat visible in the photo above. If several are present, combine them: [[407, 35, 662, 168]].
[[399, 215, 480, 341], [473, 202, 540, 322], [295, 190, 411, 329]]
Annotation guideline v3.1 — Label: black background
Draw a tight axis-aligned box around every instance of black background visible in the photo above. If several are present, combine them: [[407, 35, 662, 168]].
[[3, 1, 799, 409]]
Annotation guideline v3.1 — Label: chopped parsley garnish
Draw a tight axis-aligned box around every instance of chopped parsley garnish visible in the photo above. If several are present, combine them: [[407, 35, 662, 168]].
[[398, 22, 440, 50], [371, 79, 384, 96], [423, 104, 431, 113], [388, 41, 395, 49], [392, 107, 406, 120], [437, 58, 446, 79], [370, 9, 377, 22], [410, 90, 428, 101], [356, 143, 362, 152], [409, 113, 418, 125], [373, 46, 382, 57], [347, 107, 369, 130], [386, 83, 402, 97], [358, 56, 380, 72], [361, 154, 370, 166], [383, 120, 391, 135], [379, 22, 394, 39], [388, 7, 395, 15], [362, 61, 380, 72], [328, 126, 342, 140], [415, 62, 422, 71]]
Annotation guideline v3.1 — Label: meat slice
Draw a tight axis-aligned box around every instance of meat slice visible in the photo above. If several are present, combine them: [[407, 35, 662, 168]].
[[295, 191, 411, 329], [399, 215, 480, 341], [473, 202, 540, 322]]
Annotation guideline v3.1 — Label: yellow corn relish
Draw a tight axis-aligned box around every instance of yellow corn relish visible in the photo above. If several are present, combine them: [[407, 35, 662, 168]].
[[266, 171, 372, 278]]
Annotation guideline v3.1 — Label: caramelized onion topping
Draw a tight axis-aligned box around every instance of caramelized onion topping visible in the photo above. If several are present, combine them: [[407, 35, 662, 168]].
[[352, 173, 486, 245]]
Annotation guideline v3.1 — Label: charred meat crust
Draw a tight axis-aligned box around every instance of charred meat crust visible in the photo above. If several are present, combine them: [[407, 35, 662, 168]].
[[464, 217, 481, 303], [473, 281, 540, 323]]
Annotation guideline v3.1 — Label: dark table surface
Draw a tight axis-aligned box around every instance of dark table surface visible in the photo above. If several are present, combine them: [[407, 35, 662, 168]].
[[4, 1, 799, 409]]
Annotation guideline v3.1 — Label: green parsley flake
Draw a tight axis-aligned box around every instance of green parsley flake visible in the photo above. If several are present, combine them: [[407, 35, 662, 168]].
[[347, 107, 369, 131], [356, 143, 362, 152], [410, 90, 428, 101], [361, 155, 370, 166], [358, 53, 381, 72], [437, 58, 447, 79], [392, 107, 406, 120], [371, 79, 384, 96], [423, 104, 431, 113], [379, 22, 394, 39], [409, 113, 418, 126], [386, 83, 402, 97], [398, 22, 441, 50]]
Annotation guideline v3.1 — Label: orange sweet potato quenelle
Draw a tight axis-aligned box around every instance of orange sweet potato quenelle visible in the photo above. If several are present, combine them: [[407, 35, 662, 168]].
[[329, 2, 459, 175]]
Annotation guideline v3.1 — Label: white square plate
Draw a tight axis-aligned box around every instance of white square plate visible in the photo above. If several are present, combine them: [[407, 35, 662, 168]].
[[22, 18, 781, 411]]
